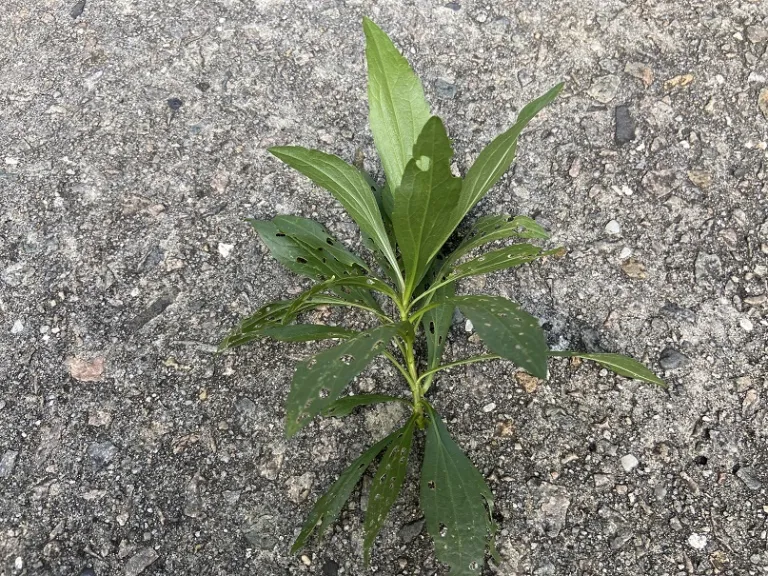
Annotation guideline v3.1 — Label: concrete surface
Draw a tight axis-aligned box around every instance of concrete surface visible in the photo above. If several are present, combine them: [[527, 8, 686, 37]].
[[1, 0, 767, 575]]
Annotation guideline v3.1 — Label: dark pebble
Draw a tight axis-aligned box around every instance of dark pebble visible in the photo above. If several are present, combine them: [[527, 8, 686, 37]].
[[445, 1, 461, 10], [167, 98, 183, 111], [321, 560, 340, 576], [79, 568, 96, 576], [70, 0, 86, 18], [398, 518, 425, 543], [660, 302, 696, 323], [659, 346, 689, 370], [196, 82, 211, 92], [615, 105, 636, 145], [435, 78, 457, 100]]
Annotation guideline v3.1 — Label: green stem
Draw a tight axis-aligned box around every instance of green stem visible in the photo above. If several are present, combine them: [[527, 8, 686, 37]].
[[417, 354, 501, 391], [382, 350, 413, 385]]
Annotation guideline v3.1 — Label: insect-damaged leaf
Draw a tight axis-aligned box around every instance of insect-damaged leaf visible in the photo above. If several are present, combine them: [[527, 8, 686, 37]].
[[272, 214, 370, 271], [285, 323, 403, 437], [322, 394, 406, 418], [421, 405, 496, 576], [450, 214, 549, 264], [451, 295, 548, 379], [456, 83, 563, 223], [218, 298, 315, 351], [422, 281, 456, 371], [268, 147, 402, 288], [550, 351, 666, 387], [363, 414, 417, 563], [258, 324, 357, 342], [393, 116, 463, 298], [292, 430, 399, 553], [364, 17, 431, 192], [450, 244, 545, 281]]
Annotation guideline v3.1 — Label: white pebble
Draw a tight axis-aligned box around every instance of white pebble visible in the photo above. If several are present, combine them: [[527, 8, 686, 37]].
[[605, 220, 622, 235], [300, 554, 311, 566], [687, 533, 707, 549], [218, 242, 234, 258], [5, 157, 19, 165], [482, 402, 497, 413], [464, 319, 474, 332], [619, 246, 632, 259], [11, 320, 23, 334], [620, 454, 639, 472], [739, 318, 754, 332]]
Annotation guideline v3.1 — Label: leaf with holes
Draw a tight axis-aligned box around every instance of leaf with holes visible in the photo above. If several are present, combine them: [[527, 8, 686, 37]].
[[268, 147, 402, 288], [258, 324, 358, 342], [292, 430, 399, 553], [364, 414, 417, 563], [422, 281, 456, 371], [550, 351, 666, 387], [421, 405, 495, 576], [364, 17, 431, 192], [272, 215, 370, 271], [447, 245, 562, 283], [449, 214, 549, 264], [455, 83, 563, 223], [451, 295, 548, 379], [285, 323, 403, 437], [219, 298, 309, 351], [393, 116, 463, 298], [322, 394, 407, 418]]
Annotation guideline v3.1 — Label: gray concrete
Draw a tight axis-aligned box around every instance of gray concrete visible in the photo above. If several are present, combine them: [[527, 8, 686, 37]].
[[1, 1, 767, 575]]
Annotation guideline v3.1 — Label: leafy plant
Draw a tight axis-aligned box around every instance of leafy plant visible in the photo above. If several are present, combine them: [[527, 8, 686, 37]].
[[220, 18, 665, 575]]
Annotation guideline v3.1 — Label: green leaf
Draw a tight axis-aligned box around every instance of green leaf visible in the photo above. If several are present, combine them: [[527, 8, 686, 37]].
[[449, 244, 553, 281], [285, 274, 397, 318], [364, 17, 431, 192], [219, 299, 313, 351], [258, 324, 358, 342], [364, 414, 417, 563], [456, 83, 563, 222], [450, 214, 549, 264], [292, 430, 399, 553], [550, 351, 666, 387], [422, 281, 456, 370], [268, 146, 403, 289], [421, 405, 495, 576], [272, 214, 370, 271], [322, 394, 407, 418], [451, 295, 548, 379], [393, 116, 463, 298], [285, 323, 403, 437]]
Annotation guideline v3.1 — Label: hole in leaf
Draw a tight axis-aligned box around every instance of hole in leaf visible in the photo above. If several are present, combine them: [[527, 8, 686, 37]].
[[326, 238, 334, 246], [319, 388, 330, 398], [296, 257, 308, 264], [439, 524, 448, 537], [275, 232, 286, 237], [429, 322, 435, 335], [438, 336, 443, 344], [340, 354, 354, 365], [427, 480, 436, 490], [469, 561, 479, 570]]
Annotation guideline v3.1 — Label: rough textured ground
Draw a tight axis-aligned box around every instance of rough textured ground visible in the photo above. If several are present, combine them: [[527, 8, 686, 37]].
[[2, 0, 768, 575]]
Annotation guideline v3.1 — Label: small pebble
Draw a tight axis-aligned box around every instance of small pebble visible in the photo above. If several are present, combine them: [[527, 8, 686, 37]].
[[482, 402, 496, 413], [167, 98, 183, 111], [619, 246, 632, 259], [11, 320, 23, 334], [605, 220, 621, 235], [301, 555, 312, 566], [739, 318, 754, 332], [735, 466, 762, 491], [435, 78, 457, 100], [218, 243, 234, 258], [659, 347, 688, 370], [687, 533, 707, 550], [620, 454, 639, 472], [464, 319, 473, 332]]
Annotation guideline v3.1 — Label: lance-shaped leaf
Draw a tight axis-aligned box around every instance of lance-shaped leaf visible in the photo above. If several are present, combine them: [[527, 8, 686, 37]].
[[422, 281, 456, 371], [272, 214, 370, 271], [449, 244, 554, 281], [364, 17, 431, 192], [393, 116, 463, 298], [258, 324, 357, 342], [219, 298, 319, 351], [284, 274, 397, 319], [455, 83, 563, 222], [322, 394, 407, 418], [421, 405, 495, 576], [550, 351, 666, 387], [364, 414, 417, 563], [450, 295, 548, 379], [285, 323, 403, 437], [292, 430, 399, 553], [449, 215, 549, 264], [268, 147, 403, 289]]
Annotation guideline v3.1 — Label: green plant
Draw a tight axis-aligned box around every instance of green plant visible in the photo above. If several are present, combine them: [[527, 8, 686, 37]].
[[220, 18, 665, 575]]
